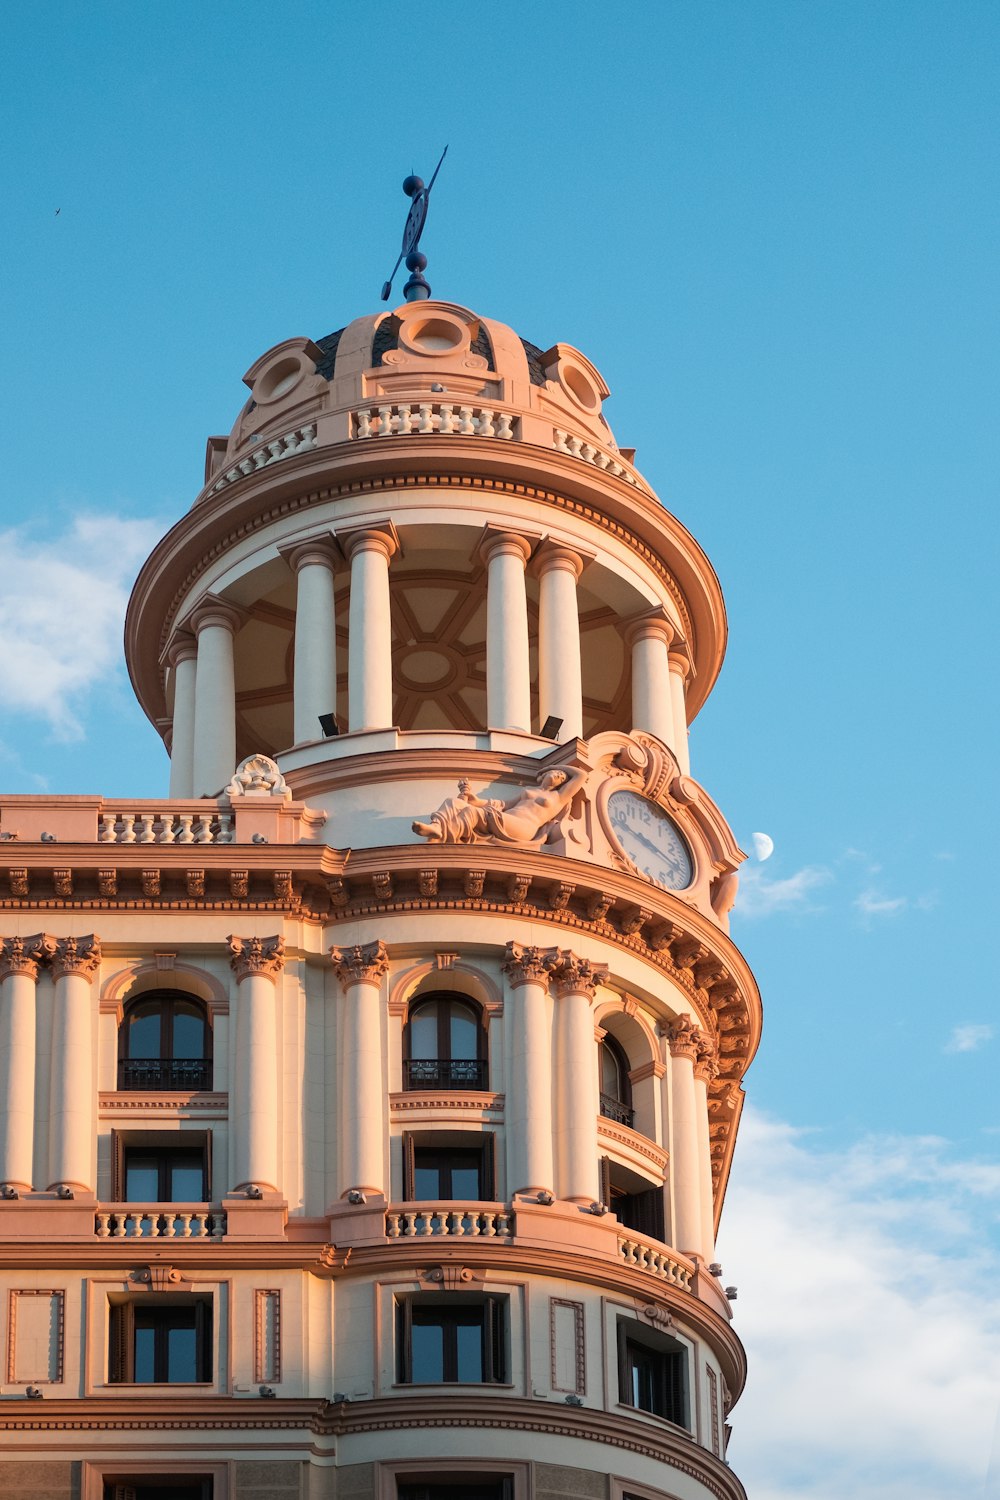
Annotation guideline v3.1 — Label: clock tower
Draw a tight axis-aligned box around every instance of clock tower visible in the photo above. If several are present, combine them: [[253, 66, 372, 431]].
[[0, 294, 759, 1500]]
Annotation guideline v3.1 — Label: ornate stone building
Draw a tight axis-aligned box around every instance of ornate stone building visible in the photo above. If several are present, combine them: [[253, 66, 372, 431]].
[[0, 296, 759, 1500]]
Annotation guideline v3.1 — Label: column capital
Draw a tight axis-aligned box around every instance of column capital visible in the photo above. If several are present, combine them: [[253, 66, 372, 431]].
[[502, 941, 551, 988], [340, 520, 399, 563], [478, 525, 534, 569], [666, 1014, 703, 1061], [0, 934, 55, 982], [228, 935, 285, 980], [50, 935, 101, 980], [187, 593, 245, 638], [622, 608, 676, 651], [693, 1039, 720, 1084], [330, 939, 389, 985], [530, 538, 591, 582], [279, 533, 341, 574], [545, 949, 609, 999], [163, 631, 198, 670]]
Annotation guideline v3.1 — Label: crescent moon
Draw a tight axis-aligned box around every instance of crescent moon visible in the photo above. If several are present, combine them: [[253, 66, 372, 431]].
[[751, 832, 774, 862]]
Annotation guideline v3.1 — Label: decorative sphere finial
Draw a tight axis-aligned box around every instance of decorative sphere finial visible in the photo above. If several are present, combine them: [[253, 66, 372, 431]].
[[380, 147, 448, 304]]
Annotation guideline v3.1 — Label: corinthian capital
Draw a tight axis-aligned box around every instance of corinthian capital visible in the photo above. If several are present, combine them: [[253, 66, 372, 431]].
[[693, 1036, 720, 1082], [0, 934, 55, 982], [329, 940, 389, 985], [228, 934, 285, 980], [50, 935, 101, 980], [501, 941, 551, 988], [545, 949, 609, 999], [666, 1014, 703, 1061]]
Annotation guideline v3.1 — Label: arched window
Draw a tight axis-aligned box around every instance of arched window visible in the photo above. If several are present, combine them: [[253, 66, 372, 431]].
[[404, 993, 487, 1091], [118, 992, 212, 1091], [599, 1034, 634, 1127]]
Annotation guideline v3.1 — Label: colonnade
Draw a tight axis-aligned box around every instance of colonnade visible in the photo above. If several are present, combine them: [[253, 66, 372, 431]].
[[166, 528, 692, 797]]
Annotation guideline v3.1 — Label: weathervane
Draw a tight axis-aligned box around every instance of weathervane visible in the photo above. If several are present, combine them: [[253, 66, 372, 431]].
[[380, 146, 448, 304]]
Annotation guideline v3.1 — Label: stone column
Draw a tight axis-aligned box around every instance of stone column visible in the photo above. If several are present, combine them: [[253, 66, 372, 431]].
[[482, 530, 532, 733], [228, 936, 285, 1194], [0, 936, 51, 1192], [190, 597, 242, 796], [693, 1038, 720, 1260], [536, 543, 585, 742], [666, 1015, 703, 1258], [548, 950, 608, 1204], [625, 614, 675, 751], [502, 942, 554, 1195], [166, 634, 198, 799], [330, 940, 389, 1199], [668, 645, 691, 776], [344, 529, 397, 732], [283, 537, 339, 745], [48, 936, 101, 1193]]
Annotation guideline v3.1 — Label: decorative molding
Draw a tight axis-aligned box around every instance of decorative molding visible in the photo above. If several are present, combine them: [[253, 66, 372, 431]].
[[546, 949, 609, 999], [502, 941, 550, 987], [707, 1363, 721, 1457], [227, 934, 285, 980], [50, 934, 101, 980], [329, 939, 389, 985], [597, 1120, 669, 1172], [389, 1091, 504, 1114], [666, 1015, 703, 1061], [226, 753, 293, 803], [254, 1288, 281, 1384], [0, 934, 54, 981], [6, 1289, 65, 1384], [549, 1297, 586, 1394]]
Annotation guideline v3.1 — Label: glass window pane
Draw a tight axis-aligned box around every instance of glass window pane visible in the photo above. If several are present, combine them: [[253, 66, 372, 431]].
[[449, 1006, 478, 1060], [171, 1005, 206, 1060], [414, 1163, 442, 1198], [125, 1161, 160, 1201], [450, 1164, 481, 1199], [409, 1006, 438, 1060], [133, 1324, 156, 1382], [410, 1319, 444, 1382], [169, 1163, 205, 1201], [455, 1318, 483, 1382], [166, 1323, 198, 1382], [126, 1005, 161, 1059], [601, 1042, 621, 1098]]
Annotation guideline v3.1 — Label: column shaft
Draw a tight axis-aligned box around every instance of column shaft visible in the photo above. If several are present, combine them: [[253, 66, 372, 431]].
[[191, 601, 240, 795], [667, 1023, 703, 1257], [503, 945, 553, 1195], [290, 547, 338, 744], [629, 621, 674, 747], [484, 533, 532, 732], [346, 534, 395, 732], [668, 654, 691, 776], [537, 548, 584, 741], [331, 942, 389, 1199], [693, 1069, 716, 1258], [168, 640, 197, 799], [0, 965, 39, 1190], [229, 937, 284, 1194], [48, 938, 100, 1193]]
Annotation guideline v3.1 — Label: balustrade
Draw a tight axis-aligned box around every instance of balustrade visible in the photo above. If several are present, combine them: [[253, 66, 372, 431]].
[[385, 1204, 513, 1239], [617, 1230, 694, 1290], [353, 403, 517, 441], [99, 810, 234, 845], [95, 1206, 225, 1240], [210, 424, 318, 493]]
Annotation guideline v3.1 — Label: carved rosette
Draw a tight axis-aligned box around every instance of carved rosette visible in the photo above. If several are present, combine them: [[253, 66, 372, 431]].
[[50, 935, 101, 981], [228, 935, 285, 981], [501, 941, 550, 988], [545, 950, 609, 1000], [0, 934, 55, 982], [329, 940, 389, 986], [665, 1014, 703, 1061]]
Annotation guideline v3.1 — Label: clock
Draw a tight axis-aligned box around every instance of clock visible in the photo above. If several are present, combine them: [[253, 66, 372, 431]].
[[606, 789, 693, 891]]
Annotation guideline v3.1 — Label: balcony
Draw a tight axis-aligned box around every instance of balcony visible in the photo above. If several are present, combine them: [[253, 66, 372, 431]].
[[117, 1058, 212, 1091], [403, 1059, 488, 1091], [95, 1205, 225, 1240], [599, 1091, 635, 1128]]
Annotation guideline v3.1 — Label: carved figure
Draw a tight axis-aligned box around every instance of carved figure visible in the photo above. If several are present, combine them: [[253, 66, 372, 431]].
[[413, 766, 588, 847]]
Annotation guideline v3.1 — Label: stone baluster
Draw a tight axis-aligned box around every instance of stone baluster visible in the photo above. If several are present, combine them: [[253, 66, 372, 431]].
[[343, 527, 397, 733], [625, 612, 676, 752], [190, 596, 242, 797], [166, 634, 198, 799], [281, 536, 340, 746], [330, 941, 390, 1199], [502, 942, 554, 1195], [0, 935, 53, 1192], [481, 530, 533, 733], [547, 950, 609, 1204], [48, 936, 101, 1193], [228, 936, 285, 1194], [693, 1038, 721, 1259], [666, 1015, 706, 1259], [535, 543, 586, 742]]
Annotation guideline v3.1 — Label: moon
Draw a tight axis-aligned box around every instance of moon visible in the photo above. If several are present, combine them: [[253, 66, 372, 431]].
[[751, 831, 774, 862]]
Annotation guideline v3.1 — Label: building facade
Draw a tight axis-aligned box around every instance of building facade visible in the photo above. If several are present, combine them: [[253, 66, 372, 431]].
[[0, 297, 760, 1500]]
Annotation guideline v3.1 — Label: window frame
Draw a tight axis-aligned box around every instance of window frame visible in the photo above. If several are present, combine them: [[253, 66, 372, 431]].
[[403, 1132, 496, 1201], [599, 1033, 634, 1126], [112, 1130, 212, 1204], [403, 992, 488, 1091], [108, 1296, 213, 1385], [615, 1317, 689, 1429], [396, 1294, 507, 1386], [117, 991, 213, 1091]]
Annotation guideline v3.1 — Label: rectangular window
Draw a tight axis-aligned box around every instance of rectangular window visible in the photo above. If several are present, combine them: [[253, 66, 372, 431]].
[[600, 1157, 665, 1241], [617, 1320, 688, 1427], [109, 1298, 212, 1384], [397, 1483, 513, 1500], [396, 1296, 506, 1385], [404, 1134, 496, 1200], [112, 1131, 210, 1203], [103, 1483, 212, 1500]]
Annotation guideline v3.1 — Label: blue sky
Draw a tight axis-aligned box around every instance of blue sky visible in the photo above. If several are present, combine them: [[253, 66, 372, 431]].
[[1, 5, 998, 1495]]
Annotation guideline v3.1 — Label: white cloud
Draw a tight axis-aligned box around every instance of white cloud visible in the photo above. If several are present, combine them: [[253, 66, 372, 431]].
[[945, 1023, 995, 1055], [0, 513, 162, 739], [855, 888, 907, 916], [733, 863, 831, 918], [718, 1110, 1000, 1500]]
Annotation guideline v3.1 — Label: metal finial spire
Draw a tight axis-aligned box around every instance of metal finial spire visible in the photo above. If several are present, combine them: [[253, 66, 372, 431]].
[[380, 146, 448, 303]]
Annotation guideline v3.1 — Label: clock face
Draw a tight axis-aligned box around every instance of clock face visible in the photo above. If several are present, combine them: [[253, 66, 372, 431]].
[[607, 790, 693, 891]]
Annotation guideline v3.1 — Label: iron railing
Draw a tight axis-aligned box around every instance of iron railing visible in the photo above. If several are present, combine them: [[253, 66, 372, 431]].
[[117, 1058, 212, 1091], [403, 1059, 488, 1091], [600, 1092, 635, 1128]]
